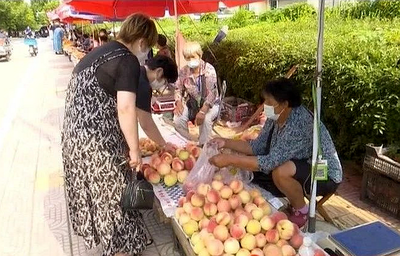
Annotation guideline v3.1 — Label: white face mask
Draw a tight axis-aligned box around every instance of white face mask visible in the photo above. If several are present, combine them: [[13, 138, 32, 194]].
[[150, 78, 166, 90], [264, 104, 283, 121], [188, 59, 200, 69]]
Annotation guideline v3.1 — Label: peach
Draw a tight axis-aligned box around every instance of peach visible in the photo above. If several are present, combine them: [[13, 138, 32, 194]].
[[220, 186, 233, 199], [143, 167, 156, 180], [234, 207, 245, 218], [199, 218, 210, 230], [197, 183, 212, 196], [281, 245, 296, 256], [276, 220, 295, 240], [164, 173, 177, 187], [259, 202, 272, 216], [212, 180, 224, 191], [150, 154, 162, 168], [171, 157, 184, 171], [229, 179, 244, 194], [241, 233, 257, 251], [160, 152, 173, 165], [293, 223, 301, 235], [276, 240, 289, 247], [183, 202, 193, 214], [255, 233, 267, 248], [250, 188, 261, 199], [206, 189, 221, 204], [289, 234, 303, 249], [229, 195, 242, 210], [213, 173, 223, 181], [182, 219, 198, 236], [148, 172, 161, 184], [251, 248, 264, 256], [251, 207, 264, 221], [178, 197, 187, 207], [190, 207, 204, 221], [207, 239, 224, 256], [245, 203, 257, 213], [236, 249, 251, 256], [186, 190, 196, 201], [213, 225, 229, 242], [178, 213, 191, 225], [178, 149, 190, 161], [253, 196, 267, 207], [314, 249, 326, 256], [193, 240, 206, 254], [177, 170, 189, 183], [229, 224, 246, 239], [175, 207, 185, 218], [186, 142, 197, 152], [204, 203, 218, 217], [260, 215, 275, 231], [271, 212, 288, 224], [191, 193, 205, 207], [265, 229, 280, 243], [263, 244, 283, 256], [190, 231, 202, 245], [224, 237, 240, 254], [234, 214, 250, 228], [198, 248, 211, 256], [246, 219, 262, 235], [217, 199, 231, 213], [141, 163, 151, 172], [190, 146, 201, 158], [238, 190, 251, 204], [184, 155, 196, 171], [157, 162, 171, 176], [216, 212, 231, 226], [207, 218, 218, 233]]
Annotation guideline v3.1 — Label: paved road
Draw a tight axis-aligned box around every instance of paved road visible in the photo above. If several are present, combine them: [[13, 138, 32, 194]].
[[0, 39, 180, 256]]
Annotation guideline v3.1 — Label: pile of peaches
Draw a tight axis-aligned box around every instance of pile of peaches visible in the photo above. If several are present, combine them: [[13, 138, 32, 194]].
[[175, 174, 323, 256], [141, 142, 201, 187]]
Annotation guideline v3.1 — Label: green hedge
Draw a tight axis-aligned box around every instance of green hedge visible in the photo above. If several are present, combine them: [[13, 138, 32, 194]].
[[207, 17, 400, 159]]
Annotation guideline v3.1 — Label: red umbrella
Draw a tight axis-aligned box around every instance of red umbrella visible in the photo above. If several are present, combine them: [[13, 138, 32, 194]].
[[63, 0, 263, 19]]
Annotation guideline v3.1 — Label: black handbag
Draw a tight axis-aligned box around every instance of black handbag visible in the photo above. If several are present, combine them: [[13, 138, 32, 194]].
[[186, 75, 207, 122], [121, 169, 154, 211]]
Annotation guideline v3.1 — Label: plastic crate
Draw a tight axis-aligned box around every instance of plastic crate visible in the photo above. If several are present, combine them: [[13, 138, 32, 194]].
[[361, 144, 400, 217], [221, 96, 255, 123]]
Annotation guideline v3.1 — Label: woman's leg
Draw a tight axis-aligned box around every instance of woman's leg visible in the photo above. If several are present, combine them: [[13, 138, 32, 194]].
[[271, 161, 306, 209], [173, 105, 190, 139]]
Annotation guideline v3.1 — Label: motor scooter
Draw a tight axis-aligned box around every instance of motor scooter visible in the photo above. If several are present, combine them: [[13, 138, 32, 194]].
[[24, 36, 38, 56]]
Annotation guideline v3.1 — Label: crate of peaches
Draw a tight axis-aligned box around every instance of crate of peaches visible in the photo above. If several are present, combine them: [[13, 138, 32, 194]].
[[140, 142, 201, 187], [174, 174, 326, 256]]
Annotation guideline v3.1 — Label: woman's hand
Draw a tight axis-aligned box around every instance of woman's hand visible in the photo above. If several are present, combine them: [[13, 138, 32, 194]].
[[209, 138, 226, 149], [174, 100, 184, 116], [195, 112, 205, 126], [128, 148, 142, 170], [209, 154, 231, 168]]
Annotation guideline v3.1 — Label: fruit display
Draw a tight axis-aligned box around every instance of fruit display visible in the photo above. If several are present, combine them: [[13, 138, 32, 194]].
[[174, 174, 317, 256], [141, 142, 201, 187], [139, 138, 160, 156]]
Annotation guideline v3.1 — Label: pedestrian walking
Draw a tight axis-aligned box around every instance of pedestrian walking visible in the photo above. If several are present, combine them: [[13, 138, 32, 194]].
[[61, 13, 158, 256]]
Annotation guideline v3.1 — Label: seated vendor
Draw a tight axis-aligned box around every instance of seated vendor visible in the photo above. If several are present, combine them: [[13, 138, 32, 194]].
[[209, 78, 342, 227], [173, 41, 219, 146], [137, 55, 178, 147]]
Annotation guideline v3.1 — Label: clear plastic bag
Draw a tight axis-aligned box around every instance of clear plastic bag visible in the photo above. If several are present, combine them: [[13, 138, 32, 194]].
[[217, 167, 254, 185], [183, 142, 219, 194]]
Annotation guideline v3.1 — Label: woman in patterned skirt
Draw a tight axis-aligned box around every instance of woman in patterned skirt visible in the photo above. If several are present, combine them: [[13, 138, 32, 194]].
[[61, 13, 158, 256]]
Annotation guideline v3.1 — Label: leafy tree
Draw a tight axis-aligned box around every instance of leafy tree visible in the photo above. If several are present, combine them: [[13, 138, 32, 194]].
[[0, 1, 37, 31], [31, 0, 59, 26]]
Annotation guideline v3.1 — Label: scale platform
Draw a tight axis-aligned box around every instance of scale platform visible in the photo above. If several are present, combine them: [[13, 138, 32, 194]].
[[318, 221, 400, 256], [152, 95, 176, 114]]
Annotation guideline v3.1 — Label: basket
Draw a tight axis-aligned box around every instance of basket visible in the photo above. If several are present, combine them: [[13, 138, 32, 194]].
[[221, 96, 256, 123], [361, 144, 400, 217]]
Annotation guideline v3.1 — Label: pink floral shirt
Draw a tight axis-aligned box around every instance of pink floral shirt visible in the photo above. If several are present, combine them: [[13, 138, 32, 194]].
[[174, 60, 218, 107]]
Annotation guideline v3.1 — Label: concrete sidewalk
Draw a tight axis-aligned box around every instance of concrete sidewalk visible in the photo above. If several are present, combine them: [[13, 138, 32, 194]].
[[0, 40, 181, 256]]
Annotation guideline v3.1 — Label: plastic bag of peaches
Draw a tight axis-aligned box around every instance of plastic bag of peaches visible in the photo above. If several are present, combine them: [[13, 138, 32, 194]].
[[183, 142, 219, 194]]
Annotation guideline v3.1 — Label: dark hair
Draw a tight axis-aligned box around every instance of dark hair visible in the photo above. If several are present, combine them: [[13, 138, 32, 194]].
[[262, 78, 302, 107], [157, 34, 167, 47], [146, 55, 178, 83], [83, 34, 89, 38]]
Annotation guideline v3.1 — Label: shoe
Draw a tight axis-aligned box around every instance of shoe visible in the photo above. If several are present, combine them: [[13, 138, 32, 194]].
[[288, 208, 308, 228]]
